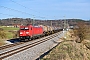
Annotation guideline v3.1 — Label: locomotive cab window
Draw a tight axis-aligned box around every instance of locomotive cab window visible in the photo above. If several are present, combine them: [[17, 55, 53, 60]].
[[20, 27, 29, 30], [25, 27, 29, 30], [20, 28, 24, 30]]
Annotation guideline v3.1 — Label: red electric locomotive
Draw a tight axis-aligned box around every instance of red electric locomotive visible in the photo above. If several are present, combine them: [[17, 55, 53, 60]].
[[19, 25, 43, 41]]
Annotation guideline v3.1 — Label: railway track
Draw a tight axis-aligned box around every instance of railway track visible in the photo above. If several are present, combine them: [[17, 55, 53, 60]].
[[0, 32, 61, 60], [0, 42, 24, 50], [0, 31, 59, 50]]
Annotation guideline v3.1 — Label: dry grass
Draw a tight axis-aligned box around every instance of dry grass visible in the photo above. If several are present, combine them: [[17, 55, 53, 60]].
[[63, 29, 76, 41], [42, 41, 90, 60], [0, 27, 19, 46], [42, 29, 90, 60], [0, 39, 7, 46]]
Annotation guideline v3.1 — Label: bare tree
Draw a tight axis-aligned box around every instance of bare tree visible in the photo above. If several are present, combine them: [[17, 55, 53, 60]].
[[73, 22, 88, 43]]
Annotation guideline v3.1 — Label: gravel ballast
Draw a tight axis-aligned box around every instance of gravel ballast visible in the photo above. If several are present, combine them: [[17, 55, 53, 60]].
[[2, 31, 65, 60]]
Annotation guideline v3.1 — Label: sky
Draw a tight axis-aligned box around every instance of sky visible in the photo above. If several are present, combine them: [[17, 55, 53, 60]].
[[0, 0, 90, 20]]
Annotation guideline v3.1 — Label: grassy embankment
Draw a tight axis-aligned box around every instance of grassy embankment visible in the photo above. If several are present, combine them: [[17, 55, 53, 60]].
[[0, 26, 19, 46], [42, 29, 90, 60]]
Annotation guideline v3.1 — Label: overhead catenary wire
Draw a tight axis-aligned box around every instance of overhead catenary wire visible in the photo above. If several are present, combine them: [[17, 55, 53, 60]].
[[10, 0, 41, 13], [0, 5, 46, 19], [0, 0, 60, 20], [0, 5, 33, 16], [9, 0, 48, 18], [9, 0, 58, 20], [0, 12, 17, 18]]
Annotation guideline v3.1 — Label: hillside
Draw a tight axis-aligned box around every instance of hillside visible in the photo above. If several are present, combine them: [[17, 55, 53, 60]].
[[0, 18, 90, 27]]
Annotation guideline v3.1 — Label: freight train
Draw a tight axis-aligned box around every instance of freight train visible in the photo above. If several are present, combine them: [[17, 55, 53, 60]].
[[19, 25, 62, 41]]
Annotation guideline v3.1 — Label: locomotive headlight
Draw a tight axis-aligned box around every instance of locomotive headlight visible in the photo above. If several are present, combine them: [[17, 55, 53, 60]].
[[25, 27, 29, 29], [26, 32, 29, 34], [20, 32, 23, 34]]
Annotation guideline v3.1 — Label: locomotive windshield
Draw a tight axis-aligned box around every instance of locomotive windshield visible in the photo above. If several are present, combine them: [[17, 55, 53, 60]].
[[20, 27, 29, 30]]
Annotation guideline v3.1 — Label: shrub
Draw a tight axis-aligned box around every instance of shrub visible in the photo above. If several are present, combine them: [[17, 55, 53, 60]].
[[73, 22, 88, 43], [0, 30, 7, 39]]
